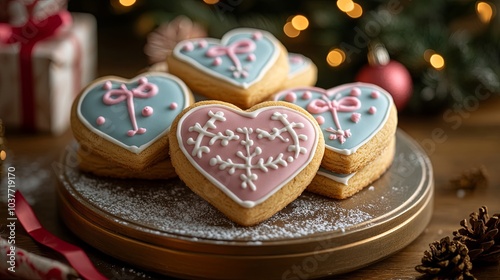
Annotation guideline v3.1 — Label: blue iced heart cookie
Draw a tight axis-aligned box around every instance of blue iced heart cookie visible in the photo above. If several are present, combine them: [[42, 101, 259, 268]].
[[77, 72, 191, 154], [274, 83, 394, 156], [288, 53, 314, 78], [172, 28, 281, 89], [282, 53, 317, 88]]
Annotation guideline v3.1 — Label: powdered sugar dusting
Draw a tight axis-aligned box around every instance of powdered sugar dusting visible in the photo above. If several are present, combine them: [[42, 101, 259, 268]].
[[60, 132, 427, 243], [64, 167, 376, 241]]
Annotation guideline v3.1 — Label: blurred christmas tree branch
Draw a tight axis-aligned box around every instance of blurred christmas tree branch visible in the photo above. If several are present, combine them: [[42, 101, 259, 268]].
[[69, 0, 500, 114]]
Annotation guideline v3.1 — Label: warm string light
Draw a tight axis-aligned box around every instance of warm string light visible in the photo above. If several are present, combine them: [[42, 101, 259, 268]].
[[476, 1, 495, 23], [430, 54, 445, 70], [283, 22, 300, 38], [326, 48, 346, 67], [325, 1, 364, 68], [291, 15, 309, 31], [346, 3, 363, 18], [424, 49, 445, 70], [119, 0, 136, 7], [110, 0, 137, 13], [0, 150, 6, 161], [337, 0, 354, 12], [337, 0, 363, 18], [283, 14, 309, 38], [203, 0, 220, 4]]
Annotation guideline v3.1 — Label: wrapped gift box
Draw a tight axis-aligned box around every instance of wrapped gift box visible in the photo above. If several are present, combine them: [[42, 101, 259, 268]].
[[0, 12, 97, 134]]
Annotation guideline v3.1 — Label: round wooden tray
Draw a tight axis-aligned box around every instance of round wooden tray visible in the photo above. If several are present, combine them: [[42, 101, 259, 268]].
[[56, 130, 434, 279]]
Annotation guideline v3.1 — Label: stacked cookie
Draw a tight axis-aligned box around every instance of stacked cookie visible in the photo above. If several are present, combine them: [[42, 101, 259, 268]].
[[71, 72, 194, 179], [168, 100, 325, 226], [166, 28, 317, 108], [273, 84, 398, 199], [70, 28, 397, 226]]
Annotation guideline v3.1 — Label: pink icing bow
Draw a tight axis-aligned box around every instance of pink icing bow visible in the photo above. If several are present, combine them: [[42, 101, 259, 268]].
[[205, 38, 256, 78], [307, 95, 361, 144], [102, 78, 158, 136]]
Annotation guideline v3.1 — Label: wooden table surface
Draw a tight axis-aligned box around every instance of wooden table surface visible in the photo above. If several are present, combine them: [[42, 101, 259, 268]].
[[1, 29, 500, 279], [2, 95, 500, 280]]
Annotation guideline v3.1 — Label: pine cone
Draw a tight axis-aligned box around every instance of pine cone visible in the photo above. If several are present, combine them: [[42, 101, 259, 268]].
[[415, 236, 476, 280], [449, 166, 489, 190], [453, 206, 500, 264]]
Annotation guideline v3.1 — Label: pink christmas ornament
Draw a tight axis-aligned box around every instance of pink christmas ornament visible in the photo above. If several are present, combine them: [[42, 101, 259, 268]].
[[356, 43, 413, 111]]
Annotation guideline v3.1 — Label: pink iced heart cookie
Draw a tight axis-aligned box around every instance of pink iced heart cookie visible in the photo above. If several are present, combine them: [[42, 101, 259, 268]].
[[273, 83, 398, 174], [71, 72, 193, 172], [167, 28, 289, 109], [169, 101, 324, 226]]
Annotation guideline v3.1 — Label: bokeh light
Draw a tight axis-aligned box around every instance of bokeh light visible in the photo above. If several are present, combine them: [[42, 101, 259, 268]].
[[291, 15, 309, 31], [283, 22, 300, 38], [476, 1, 495, 23], [346, 3, 363, 18], [326, 48, 346, 67], [429, 54, 445, 70], [119, 0, 136, 7], [337, 0, 354, 12]]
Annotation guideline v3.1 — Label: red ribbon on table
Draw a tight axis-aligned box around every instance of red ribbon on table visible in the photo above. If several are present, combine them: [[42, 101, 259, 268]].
[[0, 0, 71, 131], [14, 190, 108, 280]]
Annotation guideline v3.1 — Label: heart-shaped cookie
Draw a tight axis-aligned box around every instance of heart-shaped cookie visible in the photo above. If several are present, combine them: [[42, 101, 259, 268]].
[[283, 53, 317, 88], [169, 101, 324, 226], [173, 28, 280, 88], [71, 72, 193, 170], [273, 82, 397, 173], [167, 28, 289, 108], [308, 136, 396, 199]]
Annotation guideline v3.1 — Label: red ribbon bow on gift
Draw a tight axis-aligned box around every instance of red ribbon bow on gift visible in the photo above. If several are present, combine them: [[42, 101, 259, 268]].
[[205, 38, 256, 78], [0, 0, 71, 131]]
